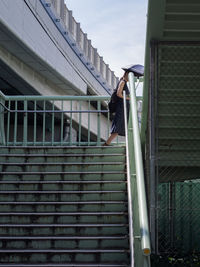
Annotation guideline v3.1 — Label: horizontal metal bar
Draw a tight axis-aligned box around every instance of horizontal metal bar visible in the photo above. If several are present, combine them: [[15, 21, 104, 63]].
[[0, 90, 141, 101], [0, 93, 110, 101], [0, 103, 108, 113]]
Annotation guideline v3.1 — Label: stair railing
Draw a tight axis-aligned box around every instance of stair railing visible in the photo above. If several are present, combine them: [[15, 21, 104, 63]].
[[124, 72, 151, 266], [0, 91, 111, 146]]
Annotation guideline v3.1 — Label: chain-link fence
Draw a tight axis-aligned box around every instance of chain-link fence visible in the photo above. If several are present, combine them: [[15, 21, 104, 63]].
[[147, 41, 200, 266]]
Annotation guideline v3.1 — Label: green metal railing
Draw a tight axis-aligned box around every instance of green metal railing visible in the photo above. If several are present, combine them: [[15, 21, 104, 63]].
[[0, 91, 112, 146], [125, 72, 151, 266]]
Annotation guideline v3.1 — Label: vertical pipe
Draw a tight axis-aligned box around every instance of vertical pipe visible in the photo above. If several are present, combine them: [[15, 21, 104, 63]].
[[0, 97, 5, 145], [78, 101, 82, 145], [97, 100, 101, 145], [129, 72, 151, 255], [88, 100, 91, 146], [61, 101, 64, 145], [34, 101, 37, 145], [70, 101, 72, 145], [14, 101, 18, 145], [107, 108, 110, 140], [169, 182, 175, 250], [6, 100, 11, 145], [23, 101, 28, 146], [123, 90, 134, 267], [43, 101, 46, 145], [52, 101, 55, 145]]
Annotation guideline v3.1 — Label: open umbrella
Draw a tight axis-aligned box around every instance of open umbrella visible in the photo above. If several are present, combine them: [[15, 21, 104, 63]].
[[122, 64, 144, 78]]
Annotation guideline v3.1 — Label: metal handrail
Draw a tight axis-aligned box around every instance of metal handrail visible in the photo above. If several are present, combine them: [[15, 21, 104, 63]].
[[123, 91, 134, 267], [0, 102, 108, 114], [128, 72, 151, 257]]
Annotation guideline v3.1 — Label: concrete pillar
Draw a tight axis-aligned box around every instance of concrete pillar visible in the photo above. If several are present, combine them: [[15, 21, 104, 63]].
[[87, 40, 92, 62], [83, 33, 88, 55], [93, 48, 98, 69], [111, 71, 115, 88], [68, 10, 73, 34], [76, 22, 81, 45]]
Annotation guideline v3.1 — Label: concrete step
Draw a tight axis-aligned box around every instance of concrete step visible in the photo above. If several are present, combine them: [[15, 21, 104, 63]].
[[0, 223, 128, 236], [0, 180, 127, 191], [0, 154, 125, 163], [0, 146, 126, 155]]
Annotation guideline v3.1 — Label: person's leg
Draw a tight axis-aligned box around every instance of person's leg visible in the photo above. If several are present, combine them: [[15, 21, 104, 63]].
[[104, 133, 118, 145]]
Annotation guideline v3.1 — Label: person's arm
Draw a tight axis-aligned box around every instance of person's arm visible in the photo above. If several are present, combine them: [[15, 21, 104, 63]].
[[117, 80, 130, 100]]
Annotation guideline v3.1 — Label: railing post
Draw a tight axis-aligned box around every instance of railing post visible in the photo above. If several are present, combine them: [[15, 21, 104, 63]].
[[97, 100, 101, 145], [0, 95, 5, 145], [23, 100, 28, 146]]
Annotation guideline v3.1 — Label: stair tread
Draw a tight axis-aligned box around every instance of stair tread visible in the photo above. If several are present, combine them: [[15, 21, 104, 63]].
[[0, 181, 126, 184], [0, 153, 125, 157], [0, 264, 129, 267], [0, 162, 125, 165], [0, 190, 125, 193], [0, 171, 125, 174], [0, 223, 128, 227], [0, 201, 127, 204], [0, 237, 128, 240], [0, 211, 127, 216], [0, 249, 129, 252]]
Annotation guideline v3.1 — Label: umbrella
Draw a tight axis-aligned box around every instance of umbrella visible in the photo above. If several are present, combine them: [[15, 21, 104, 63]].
[[122, 64, 144, 77]]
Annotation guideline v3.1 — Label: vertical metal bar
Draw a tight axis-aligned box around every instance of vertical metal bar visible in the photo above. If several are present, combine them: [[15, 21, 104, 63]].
[[60, 101, 64, 145], [14, 101, 18, 145], [123, 90, 134, 267], [78, 101, 82, 145], [88, 100, 91, 146], [33, 101, 37, 145], [52, 101, 55, 145], [6, 100, 11, 145], [129, 72, 151, 255], [107, 108, 110, 140], [97, 100, 101, 145], [169, 182, 175, 250], [70, 101, 72, 145], [42, 101, 46, 145], [0, 97, 5, 145], [23, 100, 28, 146]]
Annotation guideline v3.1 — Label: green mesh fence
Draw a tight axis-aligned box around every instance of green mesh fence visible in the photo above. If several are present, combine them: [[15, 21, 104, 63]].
[[148, 42, 200, 266]]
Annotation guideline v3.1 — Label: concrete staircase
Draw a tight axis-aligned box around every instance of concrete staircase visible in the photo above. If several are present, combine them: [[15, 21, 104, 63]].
[[0, 146, 130, 266]]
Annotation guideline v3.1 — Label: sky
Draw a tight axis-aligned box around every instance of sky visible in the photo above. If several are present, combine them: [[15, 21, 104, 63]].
[[64, 0, 148, 79]]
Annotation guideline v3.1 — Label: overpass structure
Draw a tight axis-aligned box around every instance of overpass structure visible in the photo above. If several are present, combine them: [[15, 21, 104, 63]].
[[0, 0, 118, 98]]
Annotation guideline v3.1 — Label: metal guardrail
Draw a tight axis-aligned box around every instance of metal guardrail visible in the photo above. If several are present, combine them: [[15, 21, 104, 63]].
[[0, 91, 111, 146], [126, 73, 151, 266]]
